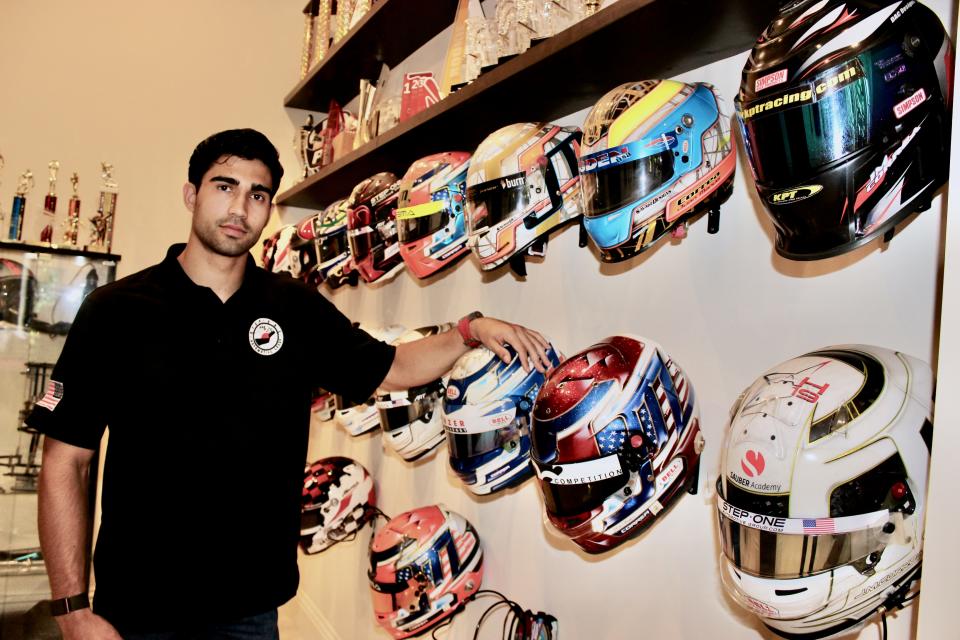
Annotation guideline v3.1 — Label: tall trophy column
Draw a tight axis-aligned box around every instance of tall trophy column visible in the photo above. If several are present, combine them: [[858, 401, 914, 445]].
[[88, 162, 118, 252], [63, 172, 81, 247], [41, 160, 60, 244], [8, 170, 35, 242]]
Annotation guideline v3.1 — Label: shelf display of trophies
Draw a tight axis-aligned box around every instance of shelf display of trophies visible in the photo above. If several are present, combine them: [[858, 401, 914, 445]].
[[0, 238, 119, 616]]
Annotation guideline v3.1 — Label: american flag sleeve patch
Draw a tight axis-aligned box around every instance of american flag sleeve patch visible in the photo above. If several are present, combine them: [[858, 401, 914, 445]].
[[36, 380, 65, 411]]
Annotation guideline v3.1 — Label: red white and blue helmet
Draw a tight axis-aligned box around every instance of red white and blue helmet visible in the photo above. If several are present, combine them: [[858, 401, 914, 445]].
[[300, 456, 376, 554], [262, 214, 322, 284], [579, 80, 736, 262], [397, 152, 472, 278], [717, 345, 932, 638], [465, 123, 582, 274], [530, 335, 703, 553], [441, 343, 562, 495], [260, 224, 297, 274], [377, 325, 450, 461], [737, 0, 953, 259], [368, 504, 483, 639], [347, 172, 405, 284]]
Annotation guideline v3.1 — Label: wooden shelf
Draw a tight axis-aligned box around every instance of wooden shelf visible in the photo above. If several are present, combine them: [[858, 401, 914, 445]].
[[285, 0, 461, 110], [278, 0, 778, 209], [0, 240, 121, 261]]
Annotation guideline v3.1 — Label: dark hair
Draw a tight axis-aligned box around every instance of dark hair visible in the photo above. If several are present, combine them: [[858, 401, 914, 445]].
[[187, 129, 284, 197]]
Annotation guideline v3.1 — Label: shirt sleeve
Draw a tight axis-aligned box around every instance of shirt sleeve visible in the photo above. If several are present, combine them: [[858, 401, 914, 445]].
[[26, 291, 110, 450], [307, 291, 396, 404]]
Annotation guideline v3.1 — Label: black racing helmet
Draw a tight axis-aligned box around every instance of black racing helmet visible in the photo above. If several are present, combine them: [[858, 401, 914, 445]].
[[737, 0, 952, 260]]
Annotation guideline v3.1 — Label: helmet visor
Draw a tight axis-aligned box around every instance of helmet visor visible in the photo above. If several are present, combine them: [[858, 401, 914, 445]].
[[534, 454, 627, 517], [319, 230, 348, 262], [465, 172, 534, 233], [377, 384, 440, 432], [443, 401, 525, 459], [580, 147, 676, 217], [396, 199, 450, 243], [300, 506, 325, 532], [348, 228, 372, 261], [717, 492, 895, 579], [737, 58, 876, 185]]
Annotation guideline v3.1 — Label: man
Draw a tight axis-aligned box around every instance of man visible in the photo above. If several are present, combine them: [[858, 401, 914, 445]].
[[30, 129, 552, 639]]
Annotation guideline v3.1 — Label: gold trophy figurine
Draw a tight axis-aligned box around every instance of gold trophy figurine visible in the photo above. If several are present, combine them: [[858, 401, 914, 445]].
[[40, 160, 60, 244], [88, 162, 118, 253], [63, 172, 81, 247]]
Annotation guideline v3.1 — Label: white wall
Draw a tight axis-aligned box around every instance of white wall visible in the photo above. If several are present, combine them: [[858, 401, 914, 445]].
[[291, 1, 957, 638], [0, 0, 955, 638]]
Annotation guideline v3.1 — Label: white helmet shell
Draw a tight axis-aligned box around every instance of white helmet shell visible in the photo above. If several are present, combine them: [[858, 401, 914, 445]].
[[717, 345, 932, 638]]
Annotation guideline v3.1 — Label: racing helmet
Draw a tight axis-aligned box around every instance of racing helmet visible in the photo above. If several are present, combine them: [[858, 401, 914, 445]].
[[442, 343, 562, 495], [465, 122, 582, 275], [300, 456, 376, 554], [0, 258, 36, 327], [347, 172, 405, 283], [580, 80, 736, 262], [336, 324, 407, 436], [530, 335, 703, 553], [318, 199, 359, 289], [293, 213, 323, 287], [396, 152, 472, 279], [737, 0, 953, 260], [368, 504, 483, 639], [311, 387, 336, 422], [717, 345, 932, 638], [260, 224, 296, 274], [377, 325, 449, 461]]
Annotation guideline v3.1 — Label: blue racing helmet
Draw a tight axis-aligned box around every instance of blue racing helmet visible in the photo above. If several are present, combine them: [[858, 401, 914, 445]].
[[579, 80, 736, 262], [441, 342, 562, 495]]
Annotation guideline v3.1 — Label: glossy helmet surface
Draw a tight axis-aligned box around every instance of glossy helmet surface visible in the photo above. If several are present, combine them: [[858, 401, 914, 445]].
[[318, 199, 358, 289], [335, 324, 407, 436], [580, 80, 736, 262], [347, 172, 405, 283], [311, 387, 336, 421], [300, 456, 376, 554], [737, 0, 953, 260], [261, 215, 321, 284], [368, 504, 483, 639], [377, 325, 449, 461], [441, 343, 562, 495], [465, 122, 582, 273], [397, 152, 472, 278], [717, 345, 932, 638], [260, 224, 297, 274], [0, 258, 35, 326], [530, 335, 703, 553]]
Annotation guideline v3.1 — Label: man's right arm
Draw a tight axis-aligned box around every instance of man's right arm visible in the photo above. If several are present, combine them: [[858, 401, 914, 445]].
[[38, 436, 122, 639]]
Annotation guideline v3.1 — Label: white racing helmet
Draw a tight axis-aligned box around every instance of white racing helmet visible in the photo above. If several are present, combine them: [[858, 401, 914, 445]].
[[716, 345, 933, 638], [376, 325, 451, 461], [334, 324, 407, 436]]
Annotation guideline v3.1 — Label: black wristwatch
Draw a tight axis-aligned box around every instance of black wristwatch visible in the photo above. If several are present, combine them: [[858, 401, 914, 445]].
[[49, 592, 90, 616]]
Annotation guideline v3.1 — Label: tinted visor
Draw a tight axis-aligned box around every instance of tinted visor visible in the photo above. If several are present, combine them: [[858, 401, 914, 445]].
[[738, 58, 874, 185], [397, 199, 450, 243], [581, 150, 675, 217], [534, 452, 627, 517], [465, 172, 532, 233], [300, 506, 325, 532], [717, 490, 895, 579], [448, 420, 523, 460], [379, 385, 439, 432], [320, 230, 348, 262]]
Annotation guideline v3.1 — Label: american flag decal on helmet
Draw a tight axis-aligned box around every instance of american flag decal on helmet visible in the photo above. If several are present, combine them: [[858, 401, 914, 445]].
[[37, 380, 64, 411]]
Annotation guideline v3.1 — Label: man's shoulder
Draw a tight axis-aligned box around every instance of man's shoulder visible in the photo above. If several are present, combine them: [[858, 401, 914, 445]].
[[83, 261, 166, 309]]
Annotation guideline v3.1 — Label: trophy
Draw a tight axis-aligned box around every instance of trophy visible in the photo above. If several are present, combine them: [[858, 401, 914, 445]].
[[40, 161, 60, 244], [88, 162, 118, 253], [8, 169, 35, 242], [311, 0, 332, 68], [63, 172, 81, 246]]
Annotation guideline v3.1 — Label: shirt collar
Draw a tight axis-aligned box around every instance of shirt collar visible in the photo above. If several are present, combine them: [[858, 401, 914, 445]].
[[158, 243, 262, 298]]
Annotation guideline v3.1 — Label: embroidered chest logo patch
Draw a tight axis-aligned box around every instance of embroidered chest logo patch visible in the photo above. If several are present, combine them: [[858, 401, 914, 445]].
[[248, 318, 284, 356]]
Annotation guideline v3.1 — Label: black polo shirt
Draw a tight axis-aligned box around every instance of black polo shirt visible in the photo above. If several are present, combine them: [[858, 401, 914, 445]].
[[28, 244, 395, 631]]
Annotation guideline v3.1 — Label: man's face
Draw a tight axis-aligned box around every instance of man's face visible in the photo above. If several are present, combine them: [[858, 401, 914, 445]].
[[183, 155, 274, 257]]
